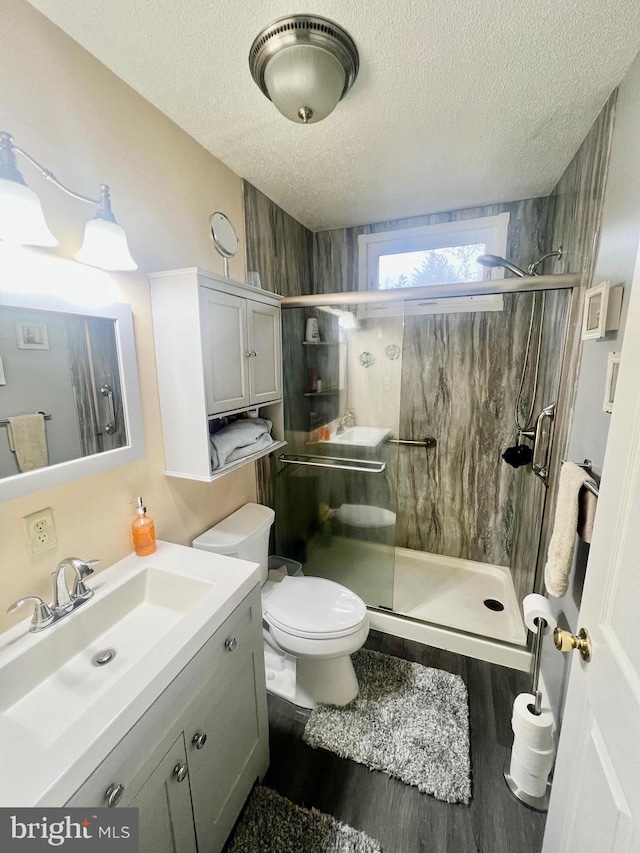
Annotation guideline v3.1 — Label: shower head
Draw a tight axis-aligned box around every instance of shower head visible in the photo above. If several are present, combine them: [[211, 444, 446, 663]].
[[477, 254, 528, 278]]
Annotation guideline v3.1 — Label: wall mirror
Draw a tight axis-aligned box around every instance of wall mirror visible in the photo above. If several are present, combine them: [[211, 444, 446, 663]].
[[0, 290, 144, 502]]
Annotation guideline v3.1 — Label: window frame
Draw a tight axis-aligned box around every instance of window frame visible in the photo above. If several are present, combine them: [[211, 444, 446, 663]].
[[357, 212, 511, 292]]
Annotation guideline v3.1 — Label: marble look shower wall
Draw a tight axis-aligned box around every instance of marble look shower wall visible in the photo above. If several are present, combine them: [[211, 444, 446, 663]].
[[243, 181, 315, 507], [311, 199, 557, 597]]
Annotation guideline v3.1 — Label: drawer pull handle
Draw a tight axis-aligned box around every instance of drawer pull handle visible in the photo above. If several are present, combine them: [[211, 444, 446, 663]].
[[105, 783, 125, 807], [192, 732, 208, 750], [173, 763, 188, 783], [225, 637, 238, 652]]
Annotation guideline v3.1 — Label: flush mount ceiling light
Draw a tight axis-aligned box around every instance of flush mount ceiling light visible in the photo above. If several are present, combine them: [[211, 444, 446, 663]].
[[0, 131, 136, 271], [249, 14, 359, 125]]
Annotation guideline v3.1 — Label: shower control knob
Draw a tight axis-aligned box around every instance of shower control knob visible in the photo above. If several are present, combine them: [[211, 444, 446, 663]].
[[192, 732, 207, 749], [173, 763, 188, 783], [225, 637, 237, 652], [105, 783, 125, 807]]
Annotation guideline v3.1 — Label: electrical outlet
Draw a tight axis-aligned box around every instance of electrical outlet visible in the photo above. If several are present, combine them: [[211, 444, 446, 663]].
[[23, 507, 57, 556]]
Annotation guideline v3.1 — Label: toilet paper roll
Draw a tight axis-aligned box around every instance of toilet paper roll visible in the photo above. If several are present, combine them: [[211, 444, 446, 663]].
[[510, 752, 549, 799], [512, 693, 555, 750], [512, 736, 555, 777], [522, 593, 557, 634]]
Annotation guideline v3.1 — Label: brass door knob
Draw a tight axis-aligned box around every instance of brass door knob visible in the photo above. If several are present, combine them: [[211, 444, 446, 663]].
[[553, 627, 592, 662]]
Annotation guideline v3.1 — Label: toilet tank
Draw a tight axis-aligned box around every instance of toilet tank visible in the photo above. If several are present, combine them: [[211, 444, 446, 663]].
[[192, 503, 275, 584]]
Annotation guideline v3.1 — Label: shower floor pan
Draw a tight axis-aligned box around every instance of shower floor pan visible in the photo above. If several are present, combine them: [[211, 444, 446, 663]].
[[303, 536, 526, 647]]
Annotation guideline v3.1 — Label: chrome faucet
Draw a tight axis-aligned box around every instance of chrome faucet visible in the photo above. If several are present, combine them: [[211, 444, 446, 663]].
[[7, 557, 99, 632], [52, 557, 97, 610], [336, 410, 355, 434]]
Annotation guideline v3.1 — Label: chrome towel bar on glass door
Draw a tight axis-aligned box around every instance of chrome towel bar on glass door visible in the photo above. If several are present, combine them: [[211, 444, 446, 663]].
[[278, 453, 386, 474]]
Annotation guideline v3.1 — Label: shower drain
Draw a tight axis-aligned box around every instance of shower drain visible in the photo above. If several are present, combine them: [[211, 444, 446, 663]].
[[92, 648, 116, 666], [483, 598, 505, 612]]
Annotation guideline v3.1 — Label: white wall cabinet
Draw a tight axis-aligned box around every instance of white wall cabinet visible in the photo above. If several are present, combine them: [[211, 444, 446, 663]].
[[67, 587, 268, 853], [149, 268, 285, 481], [200, 288, 281, 414]]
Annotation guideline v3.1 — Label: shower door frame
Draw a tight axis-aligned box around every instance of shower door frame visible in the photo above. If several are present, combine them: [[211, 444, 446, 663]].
[[281, 273, 582, 667]]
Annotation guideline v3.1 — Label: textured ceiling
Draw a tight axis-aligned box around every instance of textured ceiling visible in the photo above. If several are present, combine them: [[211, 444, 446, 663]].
[[27, 0, 640, 231]]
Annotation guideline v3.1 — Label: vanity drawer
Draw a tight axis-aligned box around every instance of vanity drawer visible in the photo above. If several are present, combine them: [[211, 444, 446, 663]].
[[66, 584, 262, 807]]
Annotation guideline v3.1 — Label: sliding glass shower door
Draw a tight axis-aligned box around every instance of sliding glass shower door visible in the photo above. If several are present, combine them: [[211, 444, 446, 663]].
[[274, 304, 401, 608]]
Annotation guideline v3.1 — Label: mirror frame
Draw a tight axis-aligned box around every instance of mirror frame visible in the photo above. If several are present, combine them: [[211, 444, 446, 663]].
[[0, 289, 145, 502]]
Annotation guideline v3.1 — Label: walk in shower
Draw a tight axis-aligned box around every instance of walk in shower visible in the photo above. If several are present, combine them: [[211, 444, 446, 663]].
[[273, 275, 577, 658]]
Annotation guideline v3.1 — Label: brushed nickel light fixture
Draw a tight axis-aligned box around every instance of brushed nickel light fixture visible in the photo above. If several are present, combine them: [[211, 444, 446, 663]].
[[0, 131, 136, 270], [249, 14, 359, 125]]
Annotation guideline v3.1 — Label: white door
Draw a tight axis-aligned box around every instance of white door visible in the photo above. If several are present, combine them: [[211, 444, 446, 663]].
[[542, 243, 640, 851], [247, 299, 281, 405]]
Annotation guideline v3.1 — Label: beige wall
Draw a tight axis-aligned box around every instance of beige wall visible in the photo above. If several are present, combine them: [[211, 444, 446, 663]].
[[0, 0, 256, 632]]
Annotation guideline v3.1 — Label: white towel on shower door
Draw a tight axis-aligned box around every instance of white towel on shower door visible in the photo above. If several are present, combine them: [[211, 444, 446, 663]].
[[544, 461, 597, 598]]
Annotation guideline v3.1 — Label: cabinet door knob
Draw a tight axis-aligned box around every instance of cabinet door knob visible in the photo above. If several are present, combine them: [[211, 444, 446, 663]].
[[173, 763, 188, 783], [251, 350, 257, 357], [192, 732, 208, 750], [225, 637, 238, 652], [105, 783, 125, 807], [244, 351, 252, 358]]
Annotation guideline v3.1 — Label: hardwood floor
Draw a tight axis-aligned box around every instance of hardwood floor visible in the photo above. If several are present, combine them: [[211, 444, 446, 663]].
[[263, 631, 546, 853]]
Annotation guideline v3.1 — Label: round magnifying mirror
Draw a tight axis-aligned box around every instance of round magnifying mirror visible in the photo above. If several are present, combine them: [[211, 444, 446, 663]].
[[210, 212, 239, 277]]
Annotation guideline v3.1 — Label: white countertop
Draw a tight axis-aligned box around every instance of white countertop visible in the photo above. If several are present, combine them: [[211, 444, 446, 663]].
[[0, 541, 260, 807]]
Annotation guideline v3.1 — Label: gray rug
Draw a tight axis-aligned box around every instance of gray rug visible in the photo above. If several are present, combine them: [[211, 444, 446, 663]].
[[227, 786, 382, 853], [303, 649, 471, 804]]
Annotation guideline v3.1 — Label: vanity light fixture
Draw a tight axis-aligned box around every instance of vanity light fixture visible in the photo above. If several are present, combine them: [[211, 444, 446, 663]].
[[249, 14, 359, 125], [0, 132, 137, 271]]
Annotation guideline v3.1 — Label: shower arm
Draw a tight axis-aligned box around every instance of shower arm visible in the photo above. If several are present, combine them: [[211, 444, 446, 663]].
[[527, 248, 563, 276]]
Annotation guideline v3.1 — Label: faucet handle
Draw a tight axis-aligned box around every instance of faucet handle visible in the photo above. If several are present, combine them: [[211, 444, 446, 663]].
[[7, 596, 54, 632], [70, 558, 98, 600]]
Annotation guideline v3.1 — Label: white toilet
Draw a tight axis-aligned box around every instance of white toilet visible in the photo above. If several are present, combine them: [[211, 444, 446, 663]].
[[193, 503, 369, 709]]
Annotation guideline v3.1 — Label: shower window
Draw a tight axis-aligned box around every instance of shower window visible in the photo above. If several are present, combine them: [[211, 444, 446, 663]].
[[358, 212, 510, 291]]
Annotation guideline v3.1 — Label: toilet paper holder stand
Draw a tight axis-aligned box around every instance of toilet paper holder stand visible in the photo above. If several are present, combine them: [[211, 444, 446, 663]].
[[503, 614, 553, 812]]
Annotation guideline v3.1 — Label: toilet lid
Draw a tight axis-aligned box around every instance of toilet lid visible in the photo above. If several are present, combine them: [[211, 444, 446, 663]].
[[263, 576, 368, 639]]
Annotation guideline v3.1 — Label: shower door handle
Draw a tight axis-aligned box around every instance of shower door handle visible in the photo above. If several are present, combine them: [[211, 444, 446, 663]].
[[532, 404, 555, 483], [100, 384, 117, 435]]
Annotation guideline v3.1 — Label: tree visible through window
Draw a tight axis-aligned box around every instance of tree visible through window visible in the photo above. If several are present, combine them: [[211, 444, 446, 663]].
[[378, 243, 485, 289]]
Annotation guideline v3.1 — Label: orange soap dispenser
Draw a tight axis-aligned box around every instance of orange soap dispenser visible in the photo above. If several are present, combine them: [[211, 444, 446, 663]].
[[130, 496, 156, 556]]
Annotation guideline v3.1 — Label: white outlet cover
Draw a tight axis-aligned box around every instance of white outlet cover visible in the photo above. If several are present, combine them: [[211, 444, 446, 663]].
[[24, 507, 57, 555]]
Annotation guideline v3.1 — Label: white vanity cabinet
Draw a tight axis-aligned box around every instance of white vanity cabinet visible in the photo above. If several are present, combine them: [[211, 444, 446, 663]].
[[149, 268, 285, 481], [66, 586, 268, 853]]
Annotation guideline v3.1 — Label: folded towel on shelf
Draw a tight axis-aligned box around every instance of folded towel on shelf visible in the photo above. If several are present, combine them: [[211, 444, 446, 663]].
[[7, 413, 48, 472], [210, 417, 273, 470], [544, 461, 598, 598]]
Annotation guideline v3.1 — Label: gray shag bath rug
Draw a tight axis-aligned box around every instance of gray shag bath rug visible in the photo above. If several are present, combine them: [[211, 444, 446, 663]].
[[303, 649, 471, 804], [226, 786, 382, 853]]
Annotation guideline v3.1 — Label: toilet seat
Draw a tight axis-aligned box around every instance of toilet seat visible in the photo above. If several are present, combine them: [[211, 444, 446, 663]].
[[263, 576, 367, 640]]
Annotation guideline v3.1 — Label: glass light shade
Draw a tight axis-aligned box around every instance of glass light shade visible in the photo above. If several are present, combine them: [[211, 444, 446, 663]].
[[264, 44, 346, 123], [0, 177, 58, 246], [75, 217, 137, 271]]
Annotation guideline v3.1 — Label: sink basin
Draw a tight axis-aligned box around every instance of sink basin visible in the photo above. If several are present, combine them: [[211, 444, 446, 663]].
[[321, 426, 390, 448], [0, 568, 212, 747], [0, 541, 261, 806]]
